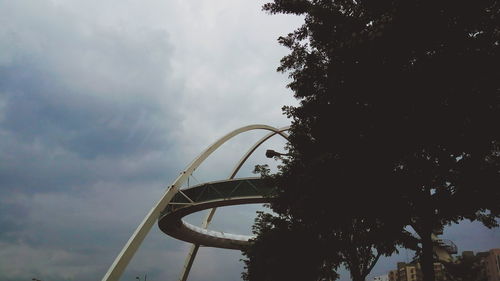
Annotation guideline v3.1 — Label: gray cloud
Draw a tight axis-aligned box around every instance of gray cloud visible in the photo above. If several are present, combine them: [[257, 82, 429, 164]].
[[0, 0, 298, 280], [0, 0, 186, 280], [0, 0, 183, 194]]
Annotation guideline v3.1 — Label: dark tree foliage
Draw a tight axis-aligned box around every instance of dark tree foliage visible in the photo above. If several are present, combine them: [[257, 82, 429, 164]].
[[243, 207, 416, 281], [243, 1, 500, 281], [443, 254, 487, 281], [242, 212, 340, 281], [322, 218, 415, 281]]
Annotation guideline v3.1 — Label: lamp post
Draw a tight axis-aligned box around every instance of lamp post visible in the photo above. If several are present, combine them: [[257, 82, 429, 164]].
[[102, 125, 289, 281], [265, 149, 289, 158]]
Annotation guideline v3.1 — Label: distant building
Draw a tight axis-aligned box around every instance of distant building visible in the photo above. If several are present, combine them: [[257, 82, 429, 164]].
[[373, 274, 389, 281], [388, 270, 398, 281], [387, 262, 446, 281], [433, 263, 447, 281], [384, 247, 499, 281], [398, 262, 422, 281], [447, 249, 499, 281], [483, 248, 500, 281]]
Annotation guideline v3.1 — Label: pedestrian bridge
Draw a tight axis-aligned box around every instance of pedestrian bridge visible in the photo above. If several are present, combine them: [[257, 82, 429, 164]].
[[158, 177, 275, 250], [102, 123, 457, 281]]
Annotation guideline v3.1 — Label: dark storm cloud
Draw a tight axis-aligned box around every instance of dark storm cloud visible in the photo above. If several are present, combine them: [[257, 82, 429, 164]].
[[0, 0, 284, 273], [0, 0, 182, 195], [0, 0, 187, 279], [0, 0, 294, 279]]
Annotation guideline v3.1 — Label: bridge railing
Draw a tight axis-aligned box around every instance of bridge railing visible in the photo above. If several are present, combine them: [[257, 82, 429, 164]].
[[162, 178, 276, 215]]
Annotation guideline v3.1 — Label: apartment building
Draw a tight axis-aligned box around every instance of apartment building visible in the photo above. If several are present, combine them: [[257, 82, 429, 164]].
[[373, 274, 389, 281], [484, 249, 500, 281], [387, 262, 446, 281], [384, 247, 499, 281], [388, 270, 397, 281]]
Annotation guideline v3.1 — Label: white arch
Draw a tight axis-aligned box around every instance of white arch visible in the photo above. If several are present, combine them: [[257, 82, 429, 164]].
[[178, 126, 290, 281], [102, 124, 288, 281]]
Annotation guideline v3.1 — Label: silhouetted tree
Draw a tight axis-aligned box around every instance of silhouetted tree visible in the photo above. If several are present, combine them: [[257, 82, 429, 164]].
[[242, 211, 416, 281], [242, 212, 340, 281], [443, 253, 487, 281], [243, 1, 500, 281], [326, 218, 416, 281]]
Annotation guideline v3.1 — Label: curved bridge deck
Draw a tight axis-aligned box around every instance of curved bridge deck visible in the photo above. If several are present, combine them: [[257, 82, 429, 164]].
[[158, 177, 275, 250]]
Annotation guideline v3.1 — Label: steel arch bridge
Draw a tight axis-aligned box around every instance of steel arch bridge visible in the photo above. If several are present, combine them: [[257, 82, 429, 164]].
[[102, 124, 289, 281]]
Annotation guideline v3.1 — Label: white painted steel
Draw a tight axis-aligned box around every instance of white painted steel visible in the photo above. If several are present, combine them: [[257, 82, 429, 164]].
[[159, 179, 271, 248], [432, 233, 453, 262], [102, 124, 287, 281], [177, 126, 289, 281], [184, 222, 252, 241], [229, 126, 290, 179]]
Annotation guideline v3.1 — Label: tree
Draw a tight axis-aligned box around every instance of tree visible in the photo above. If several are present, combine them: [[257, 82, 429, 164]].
[[242, 210, 416, 281], [242, 212, 340, 281], [243, 1, 500, 281], [324, 218, 414, 281], [443, 253, 487, 281]]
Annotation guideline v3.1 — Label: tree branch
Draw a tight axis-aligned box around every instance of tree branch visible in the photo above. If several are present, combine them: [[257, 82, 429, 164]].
[[363, 250, 382, 278]]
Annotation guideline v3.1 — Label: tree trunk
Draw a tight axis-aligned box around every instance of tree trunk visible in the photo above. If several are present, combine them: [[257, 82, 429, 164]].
[[420, 228, 436, 281], [348, 256, 364, 281], [351, 272, 365, 281], [347, 250, 365, 281]]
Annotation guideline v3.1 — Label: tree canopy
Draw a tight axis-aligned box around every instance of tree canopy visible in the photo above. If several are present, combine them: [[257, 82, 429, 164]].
[[443, 252, 488, 281], [243, 1, 500, 281]]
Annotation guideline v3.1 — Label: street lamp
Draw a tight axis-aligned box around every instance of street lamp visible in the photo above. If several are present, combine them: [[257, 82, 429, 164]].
[[265, 149, 289, 158]]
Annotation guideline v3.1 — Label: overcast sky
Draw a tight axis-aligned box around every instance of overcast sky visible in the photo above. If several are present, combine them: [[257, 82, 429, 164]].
[[0, 1, 498, 281]]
